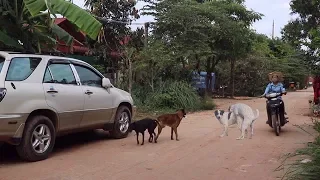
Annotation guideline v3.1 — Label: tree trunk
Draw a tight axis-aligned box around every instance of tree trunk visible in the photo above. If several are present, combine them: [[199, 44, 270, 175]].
[[230, 59, 235, 98], [128, 59, 132, 94]]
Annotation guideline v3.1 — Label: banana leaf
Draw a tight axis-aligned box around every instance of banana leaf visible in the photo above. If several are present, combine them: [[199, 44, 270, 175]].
[[23, 0, 102, 39], [0, 30, 23, 49]]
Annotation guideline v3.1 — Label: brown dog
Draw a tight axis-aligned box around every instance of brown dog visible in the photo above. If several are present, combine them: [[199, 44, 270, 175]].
[[155, 109, 186, 142]]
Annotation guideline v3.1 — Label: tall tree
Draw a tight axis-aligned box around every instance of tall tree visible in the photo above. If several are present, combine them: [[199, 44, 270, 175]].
[[142, 0, 262, 96], [282, 0, 320, 68], [85, 0, 139, 85]]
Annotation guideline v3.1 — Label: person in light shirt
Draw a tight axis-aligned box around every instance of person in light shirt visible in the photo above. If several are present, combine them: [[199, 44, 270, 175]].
[[262, 73, 288, 125]]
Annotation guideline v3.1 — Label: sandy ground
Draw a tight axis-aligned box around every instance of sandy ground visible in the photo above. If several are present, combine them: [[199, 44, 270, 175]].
[[0, 88, 316, 180]]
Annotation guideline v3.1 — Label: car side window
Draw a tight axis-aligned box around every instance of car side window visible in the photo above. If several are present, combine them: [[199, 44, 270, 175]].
[[74, 65, 102, 87], [43, 67, 54, 83], [45, 63, 77, 85], [6, 57, 41, 81]]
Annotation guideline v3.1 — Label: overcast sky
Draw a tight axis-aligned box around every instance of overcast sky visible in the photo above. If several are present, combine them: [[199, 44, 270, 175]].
[[73, 0, 294, 38]]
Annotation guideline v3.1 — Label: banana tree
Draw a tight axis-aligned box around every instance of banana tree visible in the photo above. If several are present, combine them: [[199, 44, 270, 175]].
[[0, 0, 102, 52], [24, 0, 102, 39]]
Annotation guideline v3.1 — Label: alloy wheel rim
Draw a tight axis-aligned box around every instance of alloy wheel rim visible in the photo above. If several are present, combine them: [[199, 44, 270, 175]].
[[119, 112, 129, 133], [31, 124, 51, 154]]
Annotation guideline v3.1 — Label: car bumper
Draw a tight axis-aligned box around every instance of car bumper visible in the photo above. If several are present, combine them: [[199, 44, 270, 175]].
[[0, 114, 27, 145]]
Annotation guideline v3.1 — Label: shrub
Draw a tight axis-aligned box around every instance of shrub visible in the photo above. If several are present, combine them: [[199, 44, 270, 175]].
[[145, 81, 202, 111]]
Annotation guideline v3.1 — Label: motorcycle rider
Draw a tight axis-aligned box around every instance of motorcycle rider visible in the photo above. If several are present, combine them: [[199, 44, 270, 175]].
[[261, 73, 288, 126]]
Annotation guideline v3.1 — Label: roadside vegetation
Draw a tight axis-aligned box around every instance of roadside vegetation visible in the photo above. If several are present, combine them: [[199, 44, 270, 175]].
[[0, 0, 313, 114], [281, 118, 320, 180]]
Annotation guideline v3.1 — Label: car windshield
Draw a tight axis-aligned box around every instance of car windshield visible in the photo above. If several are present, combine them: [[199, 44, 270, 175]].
[[0, 56, 4, 73]]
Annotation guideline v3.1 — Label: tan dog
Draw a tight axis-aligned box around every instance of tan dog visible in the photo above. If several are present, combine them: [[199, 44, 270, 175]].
[[154, 109, 186, 143]]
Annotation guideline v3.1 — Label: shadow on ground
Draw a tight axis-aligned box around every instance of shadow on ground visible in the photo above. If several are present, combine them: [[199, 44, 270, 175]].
[[0, 130, 113, 164]]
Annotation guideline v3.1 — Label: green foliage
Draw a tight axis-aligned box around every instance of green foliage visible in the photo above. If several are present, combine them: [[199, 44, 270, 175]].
[[85, 0, 141, 82], [283, 119, 320, 180], [144, 81, 201, 111], [282, 0, 320, 68], [132, 81, 215, 113], [142, 0, 263, 96], [24, 0, 102, 39], [0, 0, 101, 52]]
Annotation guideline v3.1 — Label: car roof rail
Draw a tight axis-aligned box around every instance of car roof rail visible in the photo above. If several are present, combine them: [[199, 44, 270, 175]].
[[8, 51, 67, 57]]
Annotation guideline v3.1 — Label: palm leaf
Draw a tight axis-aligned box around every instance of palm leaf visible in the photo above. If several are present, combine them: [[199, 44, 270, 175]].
[[23, 0, 102, 39], [0, 30, 23, 49]]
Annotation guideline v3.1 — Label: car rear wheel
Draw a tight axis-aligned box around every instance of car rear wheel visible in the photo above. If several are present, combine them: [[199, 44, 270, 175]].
[[110, 106, 131, 139], [16, 115, 56, 162]]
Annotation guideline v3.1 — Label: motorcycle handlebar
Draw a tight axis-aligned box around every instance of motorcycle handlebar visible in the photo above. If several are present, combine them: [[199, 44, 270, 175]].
[[261, 92, 287, 99]]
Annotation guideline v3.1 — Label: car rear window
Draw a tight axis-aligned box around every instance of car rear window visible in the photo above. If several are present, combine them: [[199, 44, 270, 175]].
[[0, 56, 4, 73], [6, 57, 42, 81]]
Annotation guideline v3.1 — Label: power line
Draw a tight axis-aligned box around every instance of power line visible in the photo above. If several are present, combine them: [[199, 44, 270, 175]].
[[95, 17, 153, 25]]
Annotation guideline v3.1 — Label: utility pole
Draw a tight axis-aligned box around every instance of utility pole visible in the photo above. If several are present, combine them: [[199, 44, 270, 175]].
[[144, 22, 149, 47], [272, 20, 275, 40]]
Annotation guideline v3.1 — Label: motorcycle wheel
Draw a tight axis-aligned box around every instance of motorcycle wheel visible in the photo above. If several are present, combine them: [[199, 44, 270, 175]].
[[271, 114, 280, 136]]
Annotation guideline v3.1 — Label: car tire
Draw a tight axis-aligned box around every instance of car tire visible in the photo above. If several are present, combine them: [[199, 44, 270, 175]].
[[110, 106, 131, 139], [16, 115, 56, 162]]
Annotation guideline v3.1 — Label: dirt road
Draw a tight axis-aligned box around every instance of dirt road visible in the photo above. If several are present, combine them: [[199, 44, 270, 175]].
[[0, 89, 315, 180]]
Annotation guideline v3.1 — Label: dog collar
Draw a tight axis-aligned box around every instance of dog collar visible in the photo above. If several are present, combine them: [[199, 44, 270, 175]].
[[228, 112, 232, 120]]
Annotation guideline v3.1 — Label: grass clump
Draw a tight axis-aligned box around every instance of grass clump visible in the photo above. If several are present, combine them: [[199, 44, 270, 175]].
[[282, 119, 320, 180]]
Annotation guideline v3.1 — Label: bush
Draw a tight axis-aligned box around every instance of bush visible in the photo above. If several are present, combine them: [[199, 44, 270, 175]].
[[132, 81, 215, 113], [145, 81, 201, 111]]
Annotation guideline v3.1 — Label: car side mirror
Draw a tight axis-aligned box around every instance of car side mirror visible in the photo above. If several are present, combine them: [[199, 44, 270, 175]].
[[102, 78, 113, 88]]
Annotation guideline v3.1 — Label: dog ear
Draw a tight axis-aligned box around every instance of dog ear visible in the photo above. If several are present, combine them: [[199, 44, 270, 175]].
[[214, 110, 219, 117], [220, 110, 225, 115]]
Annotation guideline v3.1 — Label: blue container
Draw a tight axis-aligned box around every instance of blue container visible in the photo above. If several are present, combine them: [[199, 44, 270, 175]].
[[191, 71, 215, 91]]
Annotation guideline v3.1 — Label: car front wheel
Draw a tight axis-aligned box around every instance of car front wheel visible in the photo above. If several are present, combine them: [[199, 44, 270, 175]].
[[110, 106, 131, 139], [16, 115, 56, 162]]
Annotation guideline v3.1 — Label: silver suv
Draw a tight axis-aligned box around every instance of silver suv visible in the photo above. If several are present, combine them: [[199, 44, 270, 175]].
[[0, 51, 136, 161]]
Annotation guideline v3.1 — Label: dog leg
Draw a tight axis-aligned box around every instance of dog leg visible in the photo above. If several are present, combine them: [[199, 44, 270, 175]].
[[136, 132, 139, 145], [148, 129, 153, 143], [171, 128, 174, 140], [155, 127, 162, 143], [153, 132, 157, 143], [237, 121, 248, 140], [141, 132, 145, 145], [236, 116, 243, 130], [220, 125, 228, 137], [149, 133, 152, 143], [249, 123, 254, 139], [173, 127, 179, 141]]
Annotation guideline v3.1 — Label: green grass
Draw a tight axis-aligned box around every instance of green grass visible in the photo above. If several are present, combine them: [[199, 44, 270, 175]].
[[281, 118, 320, 180]]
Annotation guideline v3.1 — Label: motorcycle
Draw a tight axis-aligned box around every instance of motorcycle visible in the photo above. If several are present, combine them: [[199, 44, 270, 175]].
[[264, 92, 287, 136]]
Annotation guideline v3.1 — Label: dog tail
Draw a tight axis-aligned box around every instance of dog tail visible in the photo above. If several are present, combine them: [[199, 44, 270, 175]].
[[255, 109, 259, 119], [154, 119, 161, 127]]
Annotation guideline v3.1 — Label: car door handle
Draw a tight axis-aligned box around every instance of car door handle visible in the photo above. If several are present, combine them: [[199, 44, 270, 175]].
[[85, 90, 93, 95], [47, 90, 58, 94]]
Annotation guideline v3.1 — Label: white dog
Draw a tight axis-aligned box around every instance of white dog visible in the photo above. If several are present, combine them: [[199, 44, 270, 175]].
[[228, 103, 259, 140], [214, 110, 237, 137]]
